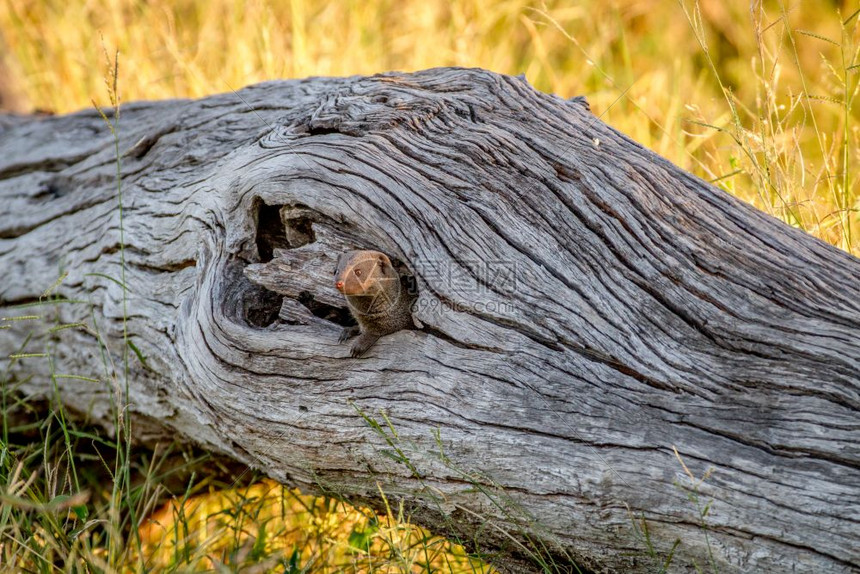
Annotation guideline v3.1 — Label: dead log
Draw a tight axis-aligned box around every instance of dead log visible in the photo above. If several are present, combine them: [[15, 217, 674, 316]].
[[1, 67, 858, 573]]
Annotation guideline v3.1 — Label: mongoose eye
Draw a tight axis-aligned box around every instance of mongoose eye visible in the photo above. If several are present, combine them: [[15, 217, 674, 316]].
[[355, 269, 362, 276]]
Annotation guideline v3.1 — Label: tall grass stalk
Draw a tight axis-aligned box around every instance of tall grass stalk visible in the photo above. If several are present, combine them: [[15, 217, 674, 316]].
[[92, 45, 143, 568]]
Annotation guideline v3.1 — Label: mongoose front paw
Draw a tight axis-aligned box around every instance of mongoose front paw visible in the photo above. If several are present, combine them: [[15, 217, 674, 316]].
[[350, 333, 380, 357], [339, 325, 360, 343]]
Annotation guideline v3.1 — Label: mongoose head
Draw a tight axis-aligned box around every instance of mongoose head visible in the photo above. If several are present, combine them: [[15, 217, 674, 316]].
[[334, 250, 399, 297]]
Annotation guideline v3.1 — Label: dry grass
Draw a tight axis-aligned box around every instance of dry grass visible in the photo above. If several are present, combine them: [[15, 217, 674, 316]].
[[137, 479, 491, 573]]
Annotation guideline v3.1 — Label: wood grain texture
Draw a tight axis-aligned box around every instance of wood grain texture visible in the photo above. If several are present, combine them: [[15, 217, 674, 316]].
[[1, 68, 858, 573]]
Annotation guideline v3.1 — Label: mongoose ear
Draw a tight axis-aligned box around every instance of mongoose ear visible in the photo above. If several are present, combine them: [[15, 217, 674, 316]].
[[377, 254, 389, 267]]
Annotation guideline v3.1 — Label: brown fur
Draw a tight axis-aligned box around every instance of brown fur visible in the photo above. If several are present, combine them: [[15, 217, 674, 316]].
[[334, 250, 414, 357]]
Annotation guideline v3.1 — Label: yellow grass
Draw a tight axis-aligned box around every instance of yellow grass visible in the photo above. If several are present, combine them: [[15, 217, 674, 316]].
[[136, 479, 492, 573]]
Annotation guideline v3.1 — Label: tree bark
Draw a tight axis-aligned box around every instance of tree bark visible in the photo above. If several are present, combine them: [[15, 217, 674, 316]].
[[1, 68, 858, 573]]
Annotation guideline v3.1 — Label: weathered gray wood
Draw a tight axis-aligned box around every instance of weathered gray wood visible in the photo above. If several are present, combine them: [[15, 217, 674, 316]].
[[1, 68, 858, 573]]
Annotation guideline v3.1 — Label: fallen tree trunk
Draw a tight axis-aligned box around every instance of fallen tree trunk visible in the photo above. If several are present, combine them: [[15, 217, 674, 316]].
[[1, 67, 858, 573]]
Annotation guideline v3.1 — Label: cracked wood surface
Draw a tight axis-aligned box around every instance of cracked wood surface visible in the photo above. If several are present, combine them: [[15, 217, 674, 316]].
[[1, 68, 858, 573]]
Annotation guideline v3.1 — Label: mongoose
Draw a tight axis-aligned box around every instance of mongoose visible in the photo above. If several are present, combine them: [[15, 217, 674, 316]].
[[334, 250, 414, 357]]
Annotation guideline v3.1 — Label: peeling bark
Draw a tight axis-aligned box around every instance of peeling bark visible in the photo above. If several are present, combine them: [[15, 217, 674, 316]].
[[1, 68, 858, 573]]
